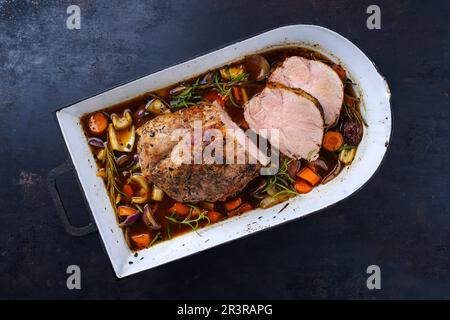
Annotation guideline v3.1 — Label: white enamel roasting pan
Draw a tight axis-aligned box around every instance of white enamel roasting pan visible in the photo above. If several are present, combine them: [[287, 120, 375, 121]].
[[53, 25, 392, 278]]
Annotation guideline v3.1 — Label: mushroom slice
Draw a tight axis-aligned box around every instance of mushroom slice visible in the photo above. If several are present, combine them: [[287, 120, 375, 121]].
[[108, 124, 136, 152], [111, 109, 133, 130], [130, 174, 150, 204], [145, 98, 171, 115]]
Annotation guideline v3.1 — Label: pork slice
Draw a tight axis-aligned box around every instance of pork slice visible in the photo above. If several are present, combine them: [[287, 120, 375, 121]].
[[269, 56, 344, 127], [243, 84, 324, 160]]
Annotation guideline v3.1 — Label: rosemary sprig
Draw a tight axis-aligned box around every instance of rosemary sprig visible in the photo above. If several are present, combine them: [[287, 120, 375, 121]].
[[213, 72, 250, 105], [263, 158, 297, 195], [150, 232, 161, 246], [343, 103, 368, 127], [169, 78, 203, 109], [169, 71, 255, 110], [165, 205, 210, 234], [104, 140, 120, 210]]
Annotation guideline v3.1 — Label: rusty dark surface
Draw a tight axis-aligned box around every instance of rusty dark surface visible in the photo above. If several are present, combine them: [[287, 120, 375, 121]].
[[0, 0, 449, 299]]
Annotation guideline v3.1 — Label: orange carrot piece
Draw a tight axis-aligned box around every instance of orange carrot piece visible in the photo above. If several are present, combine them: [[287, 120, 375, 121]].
[[228, 203, 253, 217], [322, 131, 344, 152], [297, 167, 322, 186], [88, 112, 108, 135], [118, 206, 138, 217], [207, 211, 224, 223], [241, 88, 249, 103], [203, 91, 225, 107], [294, 179, 313, 194], [224, 197, 242, 211], [168, 202, 190, 216], [122, 184, 134, 198], [232, 87, 241, 102], [131, 233, 150, 249]]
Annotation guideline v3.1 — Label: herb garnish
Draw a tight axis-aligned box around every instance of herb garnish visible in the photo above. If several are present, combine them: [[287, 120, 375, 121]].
[[165, 205, 210, 234], [263, 159, 298, 197]]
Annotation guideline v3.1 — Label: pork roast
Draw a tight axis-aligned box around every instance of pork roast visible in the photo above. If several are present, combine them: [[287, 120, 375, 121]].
[[136, 103, 267, 202], [243, 83, 324, 160], [269, 56, 344, 127]]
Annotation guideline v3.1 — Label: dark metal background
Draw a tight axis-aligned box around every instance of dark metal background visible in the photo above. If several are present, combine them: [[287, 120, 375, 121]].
[[0, 0, 449, 299]]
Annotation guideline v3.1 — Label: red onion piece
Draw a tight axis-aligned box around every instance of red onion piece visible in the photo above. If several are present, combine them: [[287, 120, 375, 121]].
[[119, 211, 142, 228], [143, 204, 161, 230], [88, 137, 105, 148]]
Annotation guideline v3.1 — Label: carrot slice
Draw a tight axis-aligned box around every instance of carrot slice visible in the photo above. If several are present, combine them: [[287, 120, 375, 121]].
[[207, 211, 224, 223], [224, 197, 242, 211], [88, 112, 108, 135], [232, 87, 241, 102], [322, 131, 344, 152], [131, 233, 150, 249], [294, 179, 313, 194], [168, 202, 190, 216], [297, 167, 322, 186], [122, 184, 134, 198], [203, 91, 225, 107], [228, 203, 253, 217], [118, 206, 138, 217]]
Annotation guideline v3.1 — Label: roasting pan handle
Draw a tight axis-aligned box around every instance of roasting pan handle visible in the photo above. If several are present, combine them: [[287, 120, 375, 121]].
[[47, 162, 97, 237]]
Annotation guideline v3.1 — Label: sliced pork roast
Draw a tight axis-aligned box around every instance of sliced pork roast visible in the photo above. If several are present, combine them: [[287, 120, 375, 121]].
[[244, 84, 324, 160], [137, 103, 268, 203], [269, 56, 344, 127]]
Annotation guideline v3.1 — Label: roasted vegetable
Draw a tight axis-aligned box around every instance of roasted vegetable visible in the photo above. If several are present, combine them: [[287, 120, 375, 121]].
[[259, 194, 291, 209], [322, 131, 344, 152], [116, 154, 131, 167], [119, 211, 142, 228], [96, 168, 106, 178], [339, 146, 357, 165], [108, 124, 136, 152], [130, 175, 150, 204], [342, 121, 363, 145], [122, 184, 134, 198], [199, 201, 215, 211], [224, 197, 242, 211], [243, 55, 270, 81], [118, 205, 138, 217], [220, 64, 245, 80], [297, 167, 321, 186], [145, 98, 171, 115], [131, 233, 151, 249], [111, 109, 133, 130], [88, 112, 108, 135], [322, 159, 343, 184], [294, 179, 313, 194], [207, 211, 224, 223], [88, 137, 105, 148], [168, 203, 190, 216], [228, 203, 253, 217], [203, 91, 225, 108], [143, 203, 161, 230], [151, 185, 164, 202]]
